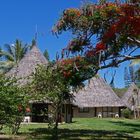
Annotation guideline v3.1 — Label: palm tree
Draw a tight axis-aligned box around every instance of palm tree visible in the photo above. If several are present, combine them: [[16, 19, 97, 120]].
[[129, 59, 140, 88], [0, 39, 30, 73], [43, 49, 50, 61], [0, 47, 2, 55]]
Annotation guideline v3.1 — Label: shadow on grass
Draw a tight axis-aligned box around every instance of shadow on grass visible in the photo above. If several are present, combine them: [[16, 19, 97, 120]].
[[2, 120, 140, 140], [109, 120, 140, 132], [27, 127, 140, 140]]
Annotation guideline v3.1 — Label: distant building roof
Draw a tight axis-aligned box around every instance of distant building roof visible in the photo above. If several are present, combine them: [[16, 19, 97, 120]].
[[121, 83, 140, 110], [6, 45, 48, 85], [73, 75, 124, 107]]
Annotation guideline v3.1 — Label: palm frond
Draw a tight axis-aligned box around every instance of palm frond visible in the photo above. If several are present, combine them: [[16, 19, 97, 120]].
[[0, 47, 2, 58], [0, 50, 14, 61], [4, 44, 15, 58], [0, 61, 15, 73], [0, 39, 31, 73]]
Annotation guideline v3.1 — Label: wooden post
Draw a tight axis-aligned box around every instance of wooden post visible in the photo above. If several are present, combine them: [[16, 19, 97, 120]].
[[64, 104, 67, 123], [134, 106, 137, 119]]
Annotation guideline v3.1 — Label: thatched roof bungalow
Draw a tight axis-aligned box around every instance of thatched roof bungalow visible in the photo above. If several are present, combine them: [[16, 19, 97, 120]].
[[6, 45, 73, 122], [73, 76, 124, 118], [6, 45, 51, 122], [121, 83, 140, 111], [6, 45, 48, 85], [6, 45, 128, 120]]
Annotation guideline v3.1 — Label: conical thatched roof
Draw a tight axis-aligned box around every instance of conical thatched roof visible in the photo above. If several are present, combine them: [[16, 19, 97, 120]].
[[73, 75, 124, 107], [121, 83, 140, 110], [6, 45, 48, 84]]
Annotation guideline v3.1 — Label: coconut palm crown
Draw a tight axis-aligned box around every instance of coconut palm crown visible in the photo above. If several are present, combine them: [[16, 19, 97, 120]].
[[0, 39, 30, 73]]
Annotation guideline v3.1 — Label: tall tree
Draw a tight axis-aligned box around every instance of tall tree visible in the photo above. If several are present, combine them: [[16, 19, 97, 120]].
[[0, 39, 30, 73], [131, 60, 140, 87], [135, 69, 140, 87], [0, 75, 28, 134], [124, 65, 140, 87], [29, 64, 71, 139], [52, 0, 140, 87], [129, 65, 136, 83], [109, 71, 116, 88], [0, 47, 2, 58], [124, 67, 131, 87], [43, 49, 50, 61]]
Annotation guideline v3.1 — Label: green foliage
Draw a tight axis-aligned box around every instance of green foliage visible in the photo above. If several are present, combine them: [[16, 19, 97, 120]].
[[53, 0, 140, 86], [0, 47, 2, 58], [121, 108, 132, 118], [30, 64, 70, 101], [29, 64, 71, 139], [135, 68, 140, 87], [124, 65, 140, 87], [0, 75, 28, 134], [113, 88, 128, 98], [43, 49, 50, 61], [131, 60, 140, 87], [0, 39, 30, 73]]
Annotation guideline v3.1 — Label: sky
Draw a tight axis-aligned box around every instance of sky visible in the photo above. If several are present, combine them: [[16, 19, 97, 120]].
[[0, 0, 138, 88]]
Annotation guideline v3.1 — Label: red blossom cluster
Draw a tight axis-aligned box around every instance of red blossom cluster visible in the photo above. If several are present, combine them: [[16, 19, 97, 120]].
[[18, 104, 23, 112], [26, 107, 31, 113], [86, 42, 106, 57], [96, 42, 106, 52], [53, 1, 140, 84], [127, 17, 140, 36], [59, 56, 82, 67], [58, 56, 83, 78], [63, 8, 81, 20], [18, 105, 31, 113], [68, 39, 89, 52], [62, 70, 72, 78], [86, 49, 96, 57], [103, 3, 140, 41], [53, 9, 81, 33]]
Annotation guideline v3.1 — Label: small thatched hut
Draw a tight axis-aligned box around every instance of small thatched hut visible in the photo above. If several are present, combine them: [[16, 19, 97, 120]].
[[6, 45, 48, 85], [121, 83, 140, 116], [6, 45, 50, 122], [6, 45, 72, 123], [73, 76, 124, 118]]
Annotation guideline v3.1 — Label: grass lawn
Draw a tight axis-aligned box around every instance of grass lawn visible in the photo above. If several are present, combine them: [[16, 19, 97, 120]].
[[1, 118, 140, 140]]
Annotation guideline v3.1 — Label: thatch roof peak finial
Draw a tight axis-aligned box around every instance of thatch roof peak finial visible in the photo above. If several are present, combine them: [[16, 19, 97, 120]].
[[32, 39, 37, 47]]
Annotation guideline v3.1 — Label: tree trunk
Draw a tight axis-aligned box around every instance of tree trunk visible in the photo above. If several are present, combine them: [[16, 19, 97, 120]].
[[12, 117, 22, 134], [52, 106, 59, 140], [53, 119, 58, 140], [137, 109, 139, 118], [134, 108, 137, 119], [0, 125, 3, 131]]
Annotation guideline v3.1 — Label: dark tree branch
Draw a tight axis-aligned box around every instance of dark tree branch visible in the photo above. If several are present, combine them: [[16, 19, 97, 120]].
[[100, 55, 140, 70], [128, 47, 139, 55], [127, 37, 140, 46]]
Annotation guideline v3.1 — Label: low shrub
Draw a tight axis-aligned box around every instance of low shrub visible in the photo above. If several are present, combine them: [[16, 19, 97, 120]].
[[121, 108, 132, 118]]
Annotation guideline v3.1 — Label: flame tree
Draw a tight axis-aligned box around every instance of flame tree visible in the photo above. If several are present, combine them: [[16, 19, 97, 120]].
[[53, 0, 140, 87]]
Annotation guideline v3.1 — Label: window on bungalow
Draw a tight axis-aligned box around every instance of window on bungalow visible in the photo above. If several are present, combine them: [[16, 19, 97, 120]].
[[108, 107, 113, 112], [79, 107, 89, 113], [102, 107, 107, 112]]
